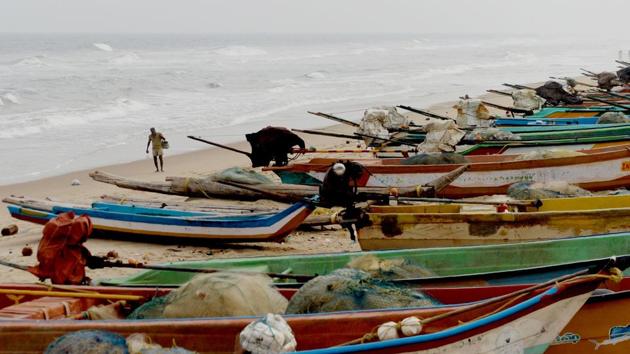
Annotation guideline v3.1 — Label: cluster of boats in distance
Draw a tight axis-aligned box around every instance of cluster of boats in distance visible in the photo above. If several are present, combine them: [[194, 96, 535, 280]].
[[2, 61, 630, 353]]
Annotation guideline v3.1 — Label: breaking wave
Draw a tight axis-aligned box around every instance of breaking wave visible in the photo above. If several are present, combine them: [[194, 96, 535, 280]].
[[93, 42, 113, 52], [13, 56, 46, 67], [213, 45, 267, 57], [109, 52, 140, 64], [0, 98, 149, 139], [304, 71, 327, 79]]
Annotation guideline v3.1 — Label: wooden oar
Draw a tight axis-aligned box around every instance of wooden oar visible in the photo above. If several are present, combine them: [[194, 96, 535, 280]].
[[0, 288, 143, 301], [581, 68, 598, 78], [549, 77, 597, 88], [0, 259, 28, 271], [93, 260, 316, 282], [394, 196, 543, 208], [292, 129, 419, 147], [503, 83, 534, 90], [486, 89, 512, 96], [602, 91, 630, 100], [616, 60, 630, 67], [397, 105, 452, 121], [292, 128, 362, 141], [187, 136, 253, 158], [585, 95, 630, 111], [480, 100, 534, 115], [0, 257, 316, 283], [353, 132, 419, 147], [290, 148, 418, 154], [308, 111, 360, 128]]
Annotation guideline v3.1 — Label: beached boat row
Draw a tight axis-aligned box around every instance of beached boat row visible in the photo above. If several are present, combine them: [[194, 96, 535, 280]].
[[2, 66, 630, 353]]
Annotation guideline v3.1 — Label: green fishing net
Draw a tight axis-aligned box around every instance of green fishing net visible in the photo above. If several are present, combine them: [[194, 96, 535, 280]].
[[285, 268, 440, 314]]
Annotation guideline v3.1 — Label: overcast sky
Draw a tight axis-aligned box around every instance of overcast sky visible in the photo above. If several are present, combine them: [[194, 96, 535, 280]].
[[2, 0, 629, 34]]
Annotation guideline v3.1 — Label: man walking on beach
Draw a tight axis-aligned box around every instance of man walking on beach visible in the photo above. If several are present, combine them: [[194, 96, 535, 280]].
[[146, 127, 166, 172]]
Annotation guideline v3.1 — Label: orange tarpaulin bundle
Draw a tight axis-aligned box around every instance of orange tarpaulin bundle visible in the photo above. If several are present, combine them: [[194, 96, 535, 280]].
[[28, 212, 93, 285]]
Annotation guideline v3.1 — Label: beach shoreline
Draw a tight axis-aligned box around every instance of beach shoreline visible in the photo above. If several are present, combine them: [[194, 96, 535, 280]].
[[0, 93, 510, 283]]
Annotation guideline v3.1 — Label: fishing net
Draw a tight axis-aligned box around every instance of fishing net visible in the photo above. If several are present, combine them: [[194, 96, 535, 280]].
[[127, 294, 173, 320], [128, 272, 287, 319], [514, 149, 586, 161], [465, 127, 520, 141], [285, 269, 439, 314], [597, 112, 630, 124], [507, 181, 591, 200], [511, 89, 545, 111], [126, 333, 195, 354], [346, 255, 434, 279], [357, 106, 408, 146], [401, 152, 467, 165], [453, 99, 491, 128], [417, 120, 466, 152], [211, 167, 273, 185], [239, 314, 297, 354], [45, 330, 128, 354]]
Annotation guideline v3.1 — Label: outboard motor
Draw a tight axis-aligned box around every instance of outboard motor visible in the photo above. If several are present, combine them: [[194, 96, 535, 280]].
[[535, 81, 583, 106], [245, 127, 305, 167]]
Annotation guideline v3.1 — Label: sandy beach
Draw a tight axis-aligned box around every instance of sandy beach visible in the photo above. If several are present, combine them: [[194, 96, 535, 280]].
[[0, 94, 507, 283]]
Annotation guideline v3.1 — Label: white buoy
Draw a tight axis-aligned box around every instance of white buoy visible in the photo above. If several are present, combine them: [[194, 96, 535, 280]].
[[377, 321, 399, 341], [400, 317, 423, 336], [71, 179, 81, 186]]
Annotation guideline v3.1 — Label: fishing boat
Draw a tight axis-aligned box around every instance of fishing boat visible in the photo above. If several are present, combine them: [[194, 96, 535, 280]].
[[101, 232, 630, 288], [5, 199, 315, 243], [268, 145, 630, 198], [0, 268, 620, 353], [494, 116, 603, 126], [368, 123, 630, 146], [356, 194, 630, 250], [460, 136, 630, 155], [531, 106, 628, 119]]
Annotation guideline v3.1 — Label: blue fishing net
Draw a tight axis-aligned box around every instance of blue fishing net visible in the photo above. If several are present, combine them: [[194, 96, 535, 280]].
[[44, 330, 128, 354]]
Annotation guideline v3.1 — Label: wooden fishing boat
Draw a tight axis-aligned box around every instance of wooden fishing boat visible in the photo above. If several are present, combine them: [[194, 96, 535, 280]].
[[5, 200, 315, 242], [357, 194, 630, 249], [102, 232, 630, 288], [0, 270, 617, 353], [268, 145, 630, 198]]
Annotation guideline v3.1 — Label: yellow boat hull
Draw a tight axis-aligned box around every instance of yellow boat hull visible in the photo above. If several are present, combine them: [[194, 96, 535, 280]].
[[359, 195, 630, 250]]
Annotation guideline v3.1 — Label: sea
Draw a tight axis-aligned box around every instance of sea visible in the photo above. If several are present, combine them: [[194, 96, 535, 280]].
[[1, 33, 628, 185]]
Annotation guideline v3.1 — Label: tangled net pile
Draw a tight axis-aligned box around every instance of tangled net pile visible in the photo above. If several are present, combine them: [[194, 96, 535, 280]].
[[286, 268, 439, 314], [128, 272, 287, 319]]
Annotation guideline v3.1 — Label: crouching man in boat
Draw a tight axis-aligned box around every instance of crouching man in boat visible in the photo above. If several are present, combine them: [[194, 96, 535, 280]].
[[146, 127, 166, 172]]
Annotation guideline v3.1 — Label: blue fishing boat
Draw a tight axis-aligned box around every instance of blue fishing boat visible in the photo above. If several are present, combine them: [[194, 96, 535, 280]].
[[6, 200, 315, 242]]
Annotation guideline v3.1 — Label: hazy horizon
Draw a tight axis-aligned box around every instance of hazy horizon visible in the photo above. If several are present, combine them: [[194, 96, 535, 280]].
[[3, 0, 629, 35]]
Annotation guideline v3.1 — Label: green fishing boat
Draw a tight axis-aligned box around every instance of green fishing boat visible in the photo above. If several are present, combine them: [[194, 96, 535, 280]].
[[398, 123, 630, 145], [530, 106, 628, 118], [101, 232, 630, 287]]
